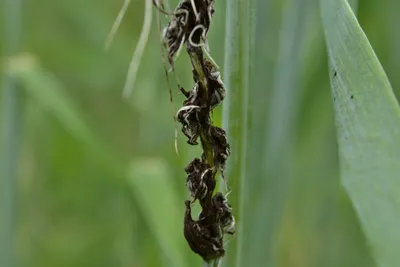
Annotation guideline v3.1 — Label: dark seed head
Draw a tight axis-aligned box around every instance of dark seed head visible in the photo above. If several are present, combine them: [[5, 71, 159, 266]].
[[185, 159, 214, 201], [184, 200, 225, 261], [208, 126, 230, 174], [177, 105, 201, 145]]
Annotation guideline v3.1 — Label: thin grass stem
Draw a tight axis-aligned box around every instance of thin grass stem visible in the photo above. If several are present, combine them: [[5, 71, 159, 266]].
[[122, 0, 152, 98], [203, 258, 221, 267], [222, 0, 252, 266], [105, 0, 131, 51]]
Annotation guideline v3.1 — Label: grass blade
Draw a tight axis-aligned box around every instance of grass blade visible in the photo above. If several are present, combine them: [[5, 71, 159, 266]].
[[127, 159, 189, 267], [222, 0, 252, 265], [122, 0, 152, 98], [320, 1, 400, 266], [105, 0, 131, 51], [1, 0, 22, 266], [243, 0, 313, 266]]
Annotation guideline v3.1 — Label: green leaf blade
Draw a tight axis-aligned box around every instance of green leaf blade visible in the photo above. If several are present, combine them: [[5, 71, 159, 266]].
[[127, 159, 189, 267], [321, 1, 400, 266], [222, 0, 252, 266]]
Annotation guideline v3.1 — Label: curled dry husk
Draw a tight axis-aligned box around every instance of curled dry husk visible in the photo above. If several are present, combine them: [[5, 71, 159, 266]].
[[155, 0, 234, 262]]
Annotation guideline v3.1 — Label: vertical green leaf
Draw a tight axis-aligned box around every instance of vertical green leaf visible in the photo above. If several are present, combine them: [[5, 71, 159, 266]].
[[222, 0, 252, 266], [1, 1, 22, 266], [127, 159, 189, 267], [243, 0, 313, 266], [320, 0, 400, 266], [241, 1, 280, 264]]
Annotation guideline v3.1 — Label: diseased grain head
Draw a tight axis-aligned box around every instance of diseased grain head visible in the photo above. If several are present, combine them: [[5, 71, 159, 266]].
[[153, 0, 234, 263]]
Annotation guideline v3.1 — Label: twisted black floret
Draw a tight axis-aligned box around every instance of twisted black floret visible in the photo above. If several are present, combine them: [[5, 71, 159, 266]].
[[155, 0, 234, 262]]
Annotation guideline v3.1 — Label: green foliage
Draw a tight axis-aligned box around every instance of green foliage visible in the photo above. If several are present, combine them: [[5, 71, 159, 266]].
[[1, 0, 399, 266], [1, 1, 21, 267], [127, 159, 188, 267], [321, 0, 400, 266], [222, 0, 251, 265], [238, 0, 315, 265]]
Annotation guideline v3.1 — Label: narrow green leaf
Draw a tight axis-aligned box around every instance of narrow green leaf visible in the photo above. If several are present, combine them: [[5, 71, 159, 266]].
[[241, 1, 281, 265], [127, 158, 188, 267], [253, 0, 313, 265], [321, 1, 400, 266], [222, 0, 252, 266], [1, 0, 22, 266]]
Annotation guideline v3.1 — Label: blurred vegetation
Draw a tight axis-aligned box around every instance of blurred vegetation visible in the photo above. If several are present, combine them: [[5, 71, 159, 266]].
[[1, 0, 399, 266]]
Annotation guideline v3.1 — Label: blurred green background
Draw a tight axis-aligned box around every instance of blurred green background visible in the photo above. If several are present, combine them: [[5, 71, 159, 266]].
[[1, 0, 399, 266]]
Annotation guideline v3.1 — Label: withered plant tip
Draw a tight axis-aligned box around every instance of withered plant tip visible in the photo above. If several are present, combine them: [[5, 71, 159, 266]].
[[153, 0, 235, 264], [111, 0, 235, 263]]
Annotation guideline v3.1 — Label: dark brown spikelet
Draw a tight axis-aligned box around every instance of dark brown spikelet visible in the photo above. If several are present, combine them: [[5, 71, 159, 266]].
[[176, 105, 201, 145], [211, 192, 235, 235], [185, 158, 212, 200], [184, 201, 225, 261], [208, 126, 231, 175], [199, 60, 224, 103]]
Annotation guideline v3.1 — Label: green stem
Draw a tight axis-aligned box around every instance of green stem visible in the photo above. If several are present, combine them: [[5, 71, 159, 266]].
[[222, 0, 252, 266], [203, 258, 221, 267], [1, 0, 22, 267], [122, 0, 152, 98]]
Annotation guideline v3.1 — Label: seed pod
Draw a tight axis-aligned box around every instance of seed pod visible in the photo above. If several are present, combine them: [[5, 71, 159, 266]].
[[176, 105, 201, 145], [198, 192, 235, 238], [180, 83, 199, 106], [212, 193, 235, 236], [209, 82, 225, 109], [184, 201, 225, 261], [162, 13, 187, 65], [162, 2, 192, 66], [207, 126, 231, 175], [204, 60, 225, 109], [185, 158, 213, 200]]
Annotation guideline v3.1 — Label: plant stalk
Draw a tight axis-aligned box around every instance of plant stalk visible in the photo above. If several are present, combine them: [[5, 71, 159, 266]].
[[203, 258, 221, 267], [187, 49, 215, 167], [187, 45, 222, 265], [1, 0, 22, 267], [222, 0, 252, 266]]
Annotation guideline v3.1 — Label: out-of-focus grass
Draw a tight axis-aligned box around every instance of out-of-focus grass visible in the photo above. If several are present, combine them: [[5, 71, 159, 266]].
[[243, 0, 313, 265], [1, 1, 21, 267], [127, 159, 189, 267], [222, 0, 252, 266], [0, 0, 398, 266]]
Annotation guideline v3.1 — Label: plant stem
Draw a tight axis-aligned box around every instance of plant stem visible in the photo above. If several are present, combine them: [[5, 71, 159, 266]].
[[245, 0, 311, 265], [122, 0, 152, 98], [1, 0, 22, 267], [203, 258, 221, 267], [222, 0, 252, 266], [105, 0, 131, 50], [187, 49, 215, 169]]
